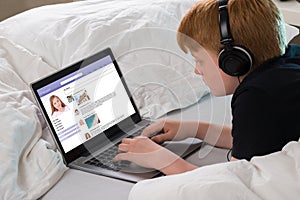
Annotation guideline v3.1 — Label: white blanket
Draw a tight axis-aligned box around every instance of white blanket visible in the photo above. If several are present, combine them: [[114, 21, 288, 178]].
[[129, 138, 300, 200], [0, 37, 67, 200]]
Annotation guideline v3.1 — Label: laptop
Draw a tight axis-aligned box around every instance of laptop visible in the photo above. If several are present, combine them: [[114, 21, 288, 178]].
[[31, 48, 202, 182]]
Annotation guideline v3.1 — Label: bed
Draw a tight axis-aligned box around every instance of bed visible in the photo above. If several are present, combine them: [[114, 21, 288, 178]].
[[0, 0, 299, 200]]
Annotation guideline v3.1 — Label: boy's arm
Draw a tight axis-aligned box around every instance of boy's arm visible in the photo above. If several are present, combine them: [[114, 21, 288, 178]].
[[195, 121, 233, 149], [142, 120, 232, 149]]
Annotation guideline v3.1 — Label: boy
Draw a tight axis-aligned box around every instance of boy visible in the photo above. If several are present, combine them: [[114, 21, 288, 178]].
[[114, 0, 300, 175]]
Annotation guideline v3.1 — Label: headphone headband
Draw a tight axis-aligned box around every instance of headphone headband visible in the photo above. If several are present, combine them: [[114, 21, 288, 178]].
[[218, 0, 232, 45]]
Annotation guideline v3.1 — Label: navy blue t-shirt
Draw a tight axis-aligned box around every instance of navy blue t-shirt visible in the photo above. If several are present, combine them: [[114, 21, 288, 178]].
[[231, 45, 300, 160]]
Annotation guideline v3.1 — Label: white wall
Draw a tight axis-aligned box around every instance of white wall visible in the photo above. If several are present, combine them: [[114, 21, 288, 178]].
[[0, 0, 75, 21]]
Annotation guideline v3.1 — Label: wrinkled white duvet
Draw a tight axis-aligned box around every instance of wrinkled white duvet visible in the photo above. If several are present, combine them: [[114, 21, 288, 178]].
[[129, 138, 300, 200], [0, 0, 211, 119], [0, 37, 67, 200]]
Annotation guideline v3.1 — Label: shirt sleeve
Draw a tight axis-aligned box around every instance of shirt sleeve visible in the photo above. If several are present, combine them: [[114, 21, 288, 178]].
[[231, 88, 278, 160]]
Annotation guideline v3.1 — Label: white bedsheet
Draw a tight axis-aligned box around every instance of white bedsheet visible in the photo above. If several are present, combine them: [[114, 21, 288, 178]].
[[0, 36, 67, 200], [129, 138, 300, 200]]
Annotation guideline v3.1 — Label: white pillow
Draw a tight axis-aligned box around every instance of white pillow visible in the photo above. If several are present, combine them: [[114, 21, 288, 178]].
[[285, 23, 299, 42], [0, 0, 209, 119]]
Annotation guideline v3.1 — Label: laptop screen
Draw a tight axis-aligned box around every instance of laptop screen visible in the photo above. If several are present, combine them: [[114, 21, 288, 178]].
[[33, 49, 138, 154]]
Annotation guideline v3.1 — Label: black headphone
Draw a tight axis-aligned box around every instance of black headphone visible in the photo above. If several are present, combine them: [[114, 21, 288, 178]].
[[218, 0, 253, 76]]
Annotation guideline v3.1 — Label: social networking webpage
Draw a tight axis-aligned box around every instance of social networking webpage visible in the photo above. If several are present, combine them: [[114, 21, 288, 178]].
[[38, 56, 135, 152]]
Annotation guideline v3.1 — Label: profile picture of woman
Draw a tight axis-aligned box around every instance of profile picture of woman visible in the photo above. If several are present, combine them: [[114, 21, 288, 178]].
[[85, 133, 91, 140], [79, 119, 85, 126], [50, 95, 70, 117], [75, 109, 80, 116]]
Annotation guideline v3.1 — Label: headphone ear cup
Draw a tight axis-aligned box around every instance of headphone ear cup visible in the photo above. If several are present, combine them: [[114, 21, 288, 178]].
[[218, 46, 252, 76]]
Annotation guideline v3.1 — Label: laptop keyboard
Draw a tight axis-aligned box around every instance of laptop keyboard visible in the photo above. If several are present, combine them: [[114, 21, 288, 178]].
[[84, 129, 143, 171], [85, 145, 128, 171]]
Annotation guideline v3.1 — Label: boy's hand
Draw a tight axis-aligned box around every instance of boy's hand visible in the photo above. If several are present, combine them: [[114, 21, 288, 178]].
[[113, 136, 180, 171], [141, 119, 193, 143]]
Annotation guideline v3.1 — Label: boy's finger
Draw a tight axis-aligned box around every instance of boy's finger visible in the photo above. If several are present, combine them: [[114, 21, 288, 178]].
[[141, 120, 164, 137]]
